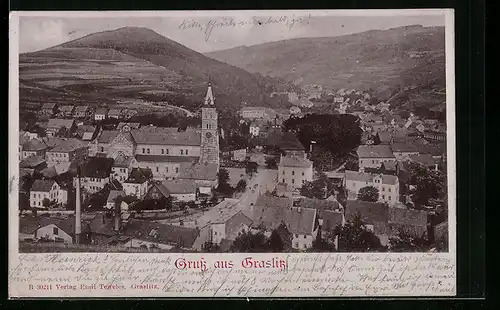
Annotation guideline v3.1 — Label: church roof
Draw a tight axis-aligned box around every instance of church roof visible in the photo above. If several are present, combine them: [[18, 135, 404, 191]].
[[131, 127, 201, 146]]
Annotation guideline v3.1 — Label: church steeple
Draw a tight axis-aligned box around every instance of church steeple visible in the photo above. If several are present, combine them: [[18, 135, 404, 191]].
[[204, 81, 214, 106]]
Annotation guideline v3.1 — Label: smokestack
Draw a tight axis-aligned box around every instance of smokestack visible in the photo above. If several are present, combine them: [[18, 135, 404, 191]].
[[114, 198, 121, 232], [75, 166, 82, 244]]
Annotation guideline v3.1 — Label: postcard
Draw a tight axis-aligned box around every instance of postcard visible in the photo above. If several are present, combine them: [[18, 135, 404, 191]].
[[9, 9, 456, 298]]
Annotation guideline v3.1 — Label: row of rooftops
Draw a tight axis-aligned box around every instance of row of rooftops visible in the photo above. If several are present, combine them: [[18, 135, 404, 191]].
[[97, 126, 202, 146], [356, 143, 445, 159], [345, 170, 399, 185]]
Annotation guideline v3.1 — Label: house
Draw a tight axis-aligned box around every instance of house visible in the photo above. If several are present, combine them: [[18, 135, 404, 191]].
[[294, 197, 343, 226], [21, 139, 49, 160], [108, 109, 123, 119], [409, 154, 439, 171], [30, 179, 67, 209], [390, 143, 420, 161], [192, 199, 253, 247], [322, 209, 345, 236], [80, 157, 114, 194], [256, 195, 294, 209], [117, 122, 141, 131], [40, 162, 74, 179], [296, 98, 314, 108], [45, 138, 89, 167], [344, 200, 427, 246], [240, 106, 267, 119], [122, 219, 201, 251], [161, 179, 197, 202], [46, 119, 76, 137], [94, 108, 108, 121], [249, 119, 267, 137], [289, 106, 301, 115], [20, 155, 47, 171], [222, 148, 247, 162], [179, 162, 218, 195], [356, 145, 396, 171], [59, 105, 75, 117], [76, 125, 98, 141], [344, 170, 399, 205], [252, 204, 318, 251], [278, 155, 313, 189], [105, 190, 128, 211], [19, 216, 76, 243], [334, 96, 344, 103], [143, 182, 172, 208], [111, 154, 137, 183], [123, 167, 151, 198], [41, 103, 58, 116], [423, 130, 446, 141], [74, 105, 91, 118]]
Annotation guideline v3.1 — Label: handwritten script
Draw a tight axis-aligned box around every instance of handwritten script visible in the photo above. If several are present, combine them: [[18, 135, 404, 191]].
[[8, 253, 456, 297], [178, 15, 312, 42]]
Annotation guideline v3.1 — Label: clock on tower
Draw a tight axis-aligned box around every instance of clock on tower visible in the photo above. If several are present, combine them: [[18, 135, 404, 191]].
[[200, 82, 219, 167]]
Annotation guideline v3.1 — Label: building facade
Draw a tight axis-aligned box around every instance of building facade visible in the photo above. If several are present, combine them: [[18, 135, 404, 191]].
[[278, 155, 314, 189]]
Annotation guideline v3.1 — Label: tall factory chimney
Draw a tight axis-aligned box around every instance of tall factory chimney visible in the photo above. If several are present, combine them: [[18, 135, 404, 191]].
[[114, 197, 122, 232], [75, 166, 82, 244]]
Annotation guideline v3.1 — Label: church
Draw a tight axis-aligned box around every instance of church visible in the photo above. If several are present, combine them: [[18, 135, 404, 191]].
[[91, 83, 220, 195]]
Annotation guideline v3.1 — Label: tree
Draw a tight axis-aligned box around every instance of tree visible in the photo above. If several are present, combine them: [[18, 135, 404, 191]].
[[299, 173, 335, 199], [267, 229, 284, 252], [122, 195, 138, 204], [265, 157, 278, 169], [357, 186, 379, 202], [230, 230, 269, 252], [344, 157, 359, 171], [42, 198, 51, 208], [389, 229, 429, 252], [236, 179, 247, 192], [216, 168, 234, 196], [309, 227, 336, 252], [310, 146, 337, 171], [245, 161, 258, 176], [407, 162, 446, 208], [335, 214, 386, 252]]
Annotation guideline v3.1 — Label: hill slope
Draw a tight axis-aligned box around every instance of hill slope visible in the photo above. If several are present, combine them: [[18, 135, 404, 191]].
[[19, 27, 297, 113], [206, 25, 446, 101]]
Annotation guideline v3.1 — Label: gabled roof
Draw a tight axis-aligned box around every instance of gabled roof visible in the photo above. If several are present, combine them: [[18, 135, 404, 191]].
[[345, 170, 399, 185], [179, 162, 217, 181], [74, 105, 89, 113], [112, 154, 134, 168], [19, 216, 77, 236], [224, 211, 253, 240], [409, 154, 438, 167], [97, 130, 120, 143], [252, 205, 316, 235], [31, 179, 57, 192], [388, 206, 427, 227], [47, 118, 75, 130], [132, 127, 201, 146], [108, 109, 122, 116], [161, 179, 197, 195], [345, 200, 389, 224], [255, 195, 294, 209], [20, 155, 46, 168], [80, 157, 114, 178], [47, 138, 87, 153], [390, 143, 420, 153], [117, 122, 141, 130], [123, 219, 200, 248], [322, 210, 344, 232], [95, 108, 108, 114], [42, 103, 57, 109], [59, 106, 74, 113], [107, 190, 125, 203], [279, 156, 312, 168], [135, 155, 199, 163], [294, 197, 341, 219], [356, 145, 395, 158], [22, 139, 48, 151], [125, 168, 152, 184]]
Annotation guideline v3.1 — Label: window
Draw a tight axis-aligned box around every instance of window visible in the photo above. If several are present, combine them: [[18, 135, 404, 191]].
[[295, 234, 298, 238], [214, 231, 217, 236], [53, 227, 59, 235], [360, 160, 363, 164], [372, 160, 375, 164], [283, 170, 285, 175], [302, 172, 305, 176], [302, 180, 305, 184], [292, 179, 295, 184], [161, 149, 164, 154], [282, 178, 285, 183], [388, 188, 391, 192], [175, 168, 179, 173], [156, 167, 159, 173], [166, 149, 169, 154], [142, 148, 145, 153], [382, 195, 385, 199], [185, 149, 188, 155], [165, 167, 169, 172], [388, 196, 391, 200], [181, 150, 184, 155], [304, 235, 306, 239], [292, 171, 295, 176], [147, 149, 150, 154], [382, 187, 385, 192]]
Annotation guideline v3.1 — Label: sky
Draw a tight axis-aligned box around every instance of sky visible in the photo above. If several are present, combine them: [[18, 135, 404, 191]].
[[18, 12, 446, 54]]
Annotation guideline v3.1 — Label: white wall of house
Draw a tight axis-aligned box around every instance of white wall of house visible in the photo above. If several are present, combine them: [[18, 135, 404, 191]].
[[392, 151, 419, 161], [35, 224, 72, 243], [359, 157, 396, 170], [136, 144, 201, 157], [94, 114, 106, 121], [171, 193, 196, 202], [123, 181, 148, 198], [30, 183, 66, 208], [82, 177, 109, 194], [136, 161, 181, 180], [123, 239, 173, 250], [105, 201, 129, 212], [210, 223, 226, 245], [241, 110, 266, 119], [111, 167, 129, 183], [278, 165, 313, 189], [292, 232, 314, 251], [249, 126, 260, 137], [345, 177, 399, 204]]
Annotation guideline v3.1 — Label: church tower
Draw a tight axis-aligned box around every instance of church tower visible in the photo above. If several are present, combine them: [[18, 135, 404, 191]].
[[200, 82, 220, 168]]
